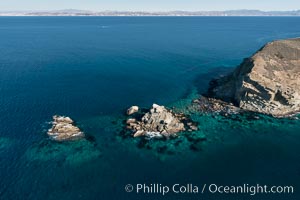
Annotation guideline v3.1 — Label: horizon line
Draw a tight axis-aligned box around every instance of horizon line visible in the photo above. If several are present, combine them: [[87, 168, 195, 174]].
[[1, 9, 300, 12]]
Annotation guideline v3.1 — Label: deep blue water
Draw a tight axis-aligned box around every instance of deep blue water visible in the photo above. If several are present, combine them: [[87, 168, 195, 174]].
[[0, 17, 300, 200]]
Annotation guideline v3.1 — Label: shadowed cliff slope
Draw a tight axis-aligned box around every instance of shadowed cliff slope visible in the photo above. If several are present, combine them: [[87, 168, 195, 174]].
[[208, 38, 300, 116]]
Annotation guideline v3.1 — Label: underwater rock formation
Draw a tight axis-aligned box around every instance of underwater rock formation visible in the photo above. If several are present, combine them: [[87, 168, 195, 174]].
[[126, 104, 197, 139], [47, 115, 84, 141], [205, 38, 300, 117], [26, 139, 101, 165]]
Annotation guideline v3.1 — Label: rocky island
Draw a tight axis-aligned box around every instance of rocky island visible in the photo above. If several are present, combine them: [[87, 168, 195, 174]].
[[125, 104, 198, 139], [199, 38, 300, 117], [48, 115, 85, 141]]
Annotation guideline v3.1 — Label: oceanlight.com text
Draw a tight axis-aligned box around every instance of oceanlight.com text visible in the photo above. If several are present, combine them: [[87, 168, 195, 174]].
[[125, 183, 294, 196]]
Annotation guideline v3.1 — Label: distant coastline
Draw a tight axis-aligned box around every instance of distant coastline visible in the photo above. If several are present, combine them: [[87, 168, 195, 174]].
[[1, 9, 300, 16]]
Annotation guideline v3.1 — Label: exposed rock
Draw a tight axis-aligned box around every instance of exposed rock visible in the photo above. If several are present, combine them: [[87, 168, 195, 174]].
[[127, 106, 139, 115], [126, 118, 136, 124], [47, 115, 84, 141], [190, 125, 199, 131], [125, 104, 197, 139], [192, 96, 240, 116], [207, 38, 300, 117], [133, 130, 145, 138]]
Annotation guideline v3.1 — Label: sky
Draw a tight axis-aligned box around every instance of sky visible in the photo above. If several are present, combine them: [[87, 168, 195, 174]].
[[0, 0, 299, 12]]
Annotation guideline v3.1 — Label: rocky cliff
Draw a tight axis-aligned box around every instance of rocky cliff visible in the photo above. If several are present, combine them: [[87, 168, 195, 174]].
[[208, 38, 300, 117]]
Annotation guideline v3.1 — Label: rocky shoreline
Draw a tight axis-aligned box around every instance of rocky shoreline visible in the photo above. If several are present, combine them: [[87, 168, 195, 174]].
[[201, 38, 300, 117], [191, 96, 240, 116]]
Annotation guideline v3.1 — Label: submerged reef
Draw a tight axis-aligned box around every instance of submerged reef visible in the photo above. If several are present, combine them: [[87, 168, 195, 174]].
[[25, 139, 102, 165], [0, 137, 14, 151], [204, 38, 300, 117]]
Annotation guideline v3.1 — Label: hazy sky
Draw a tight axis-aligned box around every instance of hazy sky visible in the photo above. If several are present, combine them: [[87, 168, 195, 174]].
[[0, 0, 299, 11]]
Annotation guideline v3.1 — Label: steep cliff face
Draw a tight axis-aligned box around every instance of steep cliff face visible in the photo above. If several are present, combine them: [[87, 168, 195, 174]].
[[208, 38, 300, 116]]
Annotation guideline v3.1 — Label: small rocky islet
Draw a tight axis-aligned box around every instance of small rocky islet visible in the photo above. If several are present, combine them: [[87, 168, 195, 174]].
[[47, 115, 85, 141], [27, 115, 101, 165], [125, 104, 198, 139], [43, 38, 300, 155]]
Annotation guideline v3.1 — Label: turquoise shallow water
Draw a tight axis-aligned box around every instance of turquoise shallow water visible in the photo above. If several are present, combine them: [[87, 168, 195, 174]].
[[0, 17, 300, 200]]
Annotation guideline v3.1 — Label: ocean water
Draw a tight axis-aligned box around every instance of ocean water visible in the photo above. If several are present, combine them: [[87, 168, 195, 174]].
[[0, 17, 300, 200]]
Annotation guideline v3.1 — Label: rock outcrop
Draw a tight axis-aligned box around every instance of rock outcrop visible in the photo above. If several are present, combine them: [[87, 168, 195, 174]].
[[127, 106, 139, 115], [192, 97, 240, 116], [126, 104, 197, 139], [207, 38, 300, 117], [48, 115, 84, 141]]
